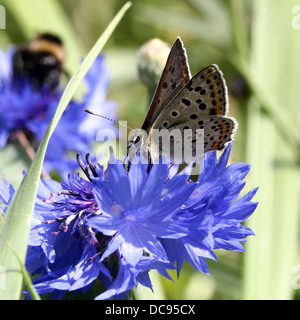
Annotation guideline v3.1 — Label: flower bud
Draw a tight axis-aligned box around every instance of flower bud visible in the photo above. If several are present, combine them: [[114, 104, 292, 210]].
[[137, 38, 170, 101]]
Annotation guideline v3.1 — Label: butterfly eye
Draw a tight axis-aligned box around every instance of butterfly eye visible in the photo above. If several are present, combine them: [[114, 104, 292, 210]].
[[133, 136, 141, 145], [128, 135, 142, 150]]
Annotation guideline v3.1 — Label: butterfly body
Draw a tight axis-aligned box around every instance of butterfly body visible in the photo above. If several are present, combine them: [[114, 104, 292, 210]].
[[129, 37, 238, 164]]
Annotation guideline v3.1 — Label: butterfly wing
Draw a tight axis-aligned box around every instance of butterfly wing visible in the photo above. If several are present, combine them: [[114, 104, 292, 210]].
[[149, 64, 237, 160], [141, 37, 191, 132], [158, 116, 237, 150], [157, 64, 229, 118]]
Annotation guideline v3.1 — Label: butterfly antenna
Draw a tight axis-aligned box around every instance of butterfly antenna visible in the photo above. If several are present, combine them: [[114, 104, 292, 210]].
[[84, 109, 133, 131]]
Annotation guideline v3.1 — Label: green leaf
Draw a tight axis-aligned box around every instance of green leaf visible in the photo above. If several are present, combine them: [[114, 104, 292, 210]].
[[0, 2, 132, 300]]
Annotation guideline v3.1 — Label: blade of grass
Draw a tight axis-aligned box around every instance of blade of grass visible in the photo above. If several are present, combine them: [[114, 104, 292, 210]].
[[228, 0, 249, 61], [8, 243, 41, 300], [0, 2, 132, 300], [134, 2, 231, 49], [242, 0, 300, 299], [229, 54, 300, 155]]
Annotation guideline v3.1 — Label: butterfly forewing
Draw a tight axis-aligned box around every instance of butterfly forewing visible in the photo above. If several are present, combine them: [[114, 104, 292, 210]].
[[152, 64, 229, 126], [141, 37, 191, 132]]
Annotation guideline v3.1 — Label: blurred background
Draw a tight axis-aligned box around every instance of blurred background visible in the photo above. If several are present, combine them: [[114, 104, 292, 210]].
[[0, 0, 299, 300]]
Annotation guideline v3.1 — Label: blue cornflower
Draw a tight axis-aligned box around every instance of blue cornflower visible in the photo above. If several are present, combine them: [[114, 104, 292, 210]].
[[87, 143, 257, 284], [160, 143, 258, 276], [95, 254, 175, 300], [1, 143, 258, 300], [88, 155, 197, 268], [0, 45, 117, 177], [25, 153, 184, 299]]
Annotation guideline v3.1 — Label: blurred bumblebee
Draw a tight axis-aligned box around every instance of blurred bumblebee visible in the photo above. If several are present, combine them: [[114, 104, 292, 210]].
[[12, 33, 66, 89]]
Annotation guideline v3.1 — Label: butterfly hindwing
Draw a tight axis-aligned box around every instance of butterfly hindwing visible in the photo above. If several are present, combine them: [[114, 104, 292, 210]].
[[149, 115, 237, 162], [202, 116, 237, 151], [141, 37, 191, 132]]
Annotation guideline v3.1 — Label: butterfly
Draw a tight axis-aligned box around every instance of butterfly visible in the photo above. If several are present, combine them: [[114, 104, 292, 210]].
[[128, 37, 238, 164]]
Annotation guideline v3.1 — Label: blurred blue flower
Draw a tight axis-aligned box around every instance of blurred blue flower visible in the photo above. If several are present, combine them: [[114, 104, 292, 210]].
[[0, 176, 15, 216], [0, 46, 117, 177]]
